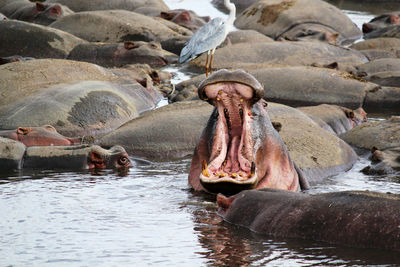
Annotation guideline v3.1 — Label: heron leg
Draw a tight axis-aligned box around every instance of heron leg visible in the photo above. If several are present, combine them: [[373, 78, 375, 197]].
[[205, 50, 211, 77], [209, 48, 216, 75]]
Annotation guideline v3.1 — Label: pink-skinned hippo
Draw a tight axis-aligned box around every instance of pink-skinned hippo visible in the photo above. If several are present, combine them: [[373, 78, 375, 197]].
[[217, 188, 400, 251], [233, 0, 362, 45], [189, 69, 309, 195], [67, 41, 177, 68], [0, 137, 131, 171], [0, 125, 81, 147], [0, 0, 73, 25]]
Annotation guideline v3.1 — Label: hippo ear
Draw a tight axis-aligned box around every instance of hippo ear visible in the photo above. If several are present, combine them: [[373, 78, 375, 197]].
[[42, 125, 58, 133], [345, 110, 355, 119], [124, 41, 138, 50], [49, 5, 62, 16], [390, 14, 400, 24], [36, 2, 47, 12], [160, 11, 174, 20], [201, 16, 211, 23], [216, 194, 235, 214], [17, 127, 31, 135]]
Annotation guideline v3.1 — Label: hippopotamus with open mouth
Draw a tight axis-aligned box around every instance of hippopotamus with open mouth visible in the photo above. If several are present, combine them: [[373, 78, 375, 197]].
[[188, 69, 309, 195]]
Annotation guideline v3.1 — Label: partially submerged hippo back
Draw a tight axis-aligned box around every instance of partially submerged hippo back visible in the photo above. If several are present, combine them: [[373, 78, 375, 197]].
[[189, 69, 308, 195], [217, 189, 400, 251], [23, 144, 131, 170]]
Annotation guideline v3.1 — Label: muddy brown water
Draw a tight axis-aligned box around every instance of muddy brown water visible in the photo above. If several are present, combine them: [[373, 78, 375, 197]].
[[1, 1, 400, 266]]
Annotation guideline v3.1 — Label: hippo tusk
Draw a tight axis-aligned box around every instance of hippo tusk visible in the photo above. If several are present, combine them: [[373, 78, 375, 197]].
[[202, 160, 210, 177]]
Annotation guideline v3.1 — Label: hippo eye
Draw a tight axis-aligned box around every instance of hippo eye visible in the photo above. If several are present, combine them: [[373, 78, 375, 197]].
[[118, 156, 129, 166]]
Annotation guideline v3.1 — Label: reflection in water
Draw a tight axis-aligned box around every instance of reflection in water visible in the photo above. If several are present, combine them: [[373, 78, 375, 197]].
[[1, 155, 400, 265]]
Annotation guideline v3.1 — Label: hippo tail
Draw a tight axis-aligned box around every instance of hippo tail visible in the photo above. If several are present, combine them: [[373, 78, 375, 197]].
[[294, 163, 310, 190]]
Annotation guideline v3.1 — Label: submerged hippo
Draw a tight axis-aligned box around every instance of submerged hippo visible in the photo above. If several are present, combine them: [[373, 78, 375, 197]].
[[0, 136, 131, 171], [23, 144, 131, 170], [189, 69, 309, 195], [0, 125, 80, 146], [217, 188, 400, 251]]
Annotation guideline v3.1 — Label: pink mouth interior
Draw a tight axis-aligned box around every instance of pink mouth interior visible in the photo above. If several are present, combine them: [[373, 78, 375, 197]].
[[202, 83, 255, 182]]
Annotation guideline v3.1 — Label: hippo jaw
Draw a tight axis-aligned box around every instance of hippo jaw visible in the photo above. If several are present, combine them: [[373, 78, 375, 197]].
[[199, 82, 258, 194]]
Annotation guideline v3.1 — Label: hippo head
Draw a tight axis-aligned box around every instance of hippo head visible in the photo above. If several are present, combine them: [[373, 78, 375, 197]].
[[189, 69, 302, 195], [88, 145, 132, 169], [363, 13, 400, 34], [0, 125, 80, 146], [34, 2, 74, 25]]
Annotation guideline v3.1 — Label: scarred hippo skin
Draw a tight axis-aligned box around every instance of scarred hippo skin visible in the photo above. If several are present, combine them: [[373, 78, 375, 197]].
[[67, 41, 177, 68], [217, 188, 400, 251], [362, 12, 400, 37], [234, 0, 362, 45], [0, 80, 162, 137], [0, 125, 81, 147], [159, 9, 210, 31], [23, 144, 131, 170], [189, 69, 309, 195], [298, 104, 367, 135], [0, 0, 73, 25]]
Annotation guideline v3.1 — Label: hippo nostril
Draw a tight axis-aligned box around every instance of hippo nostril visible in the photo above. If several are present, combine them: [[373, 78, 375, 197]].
[[239, 108, 243, 121]]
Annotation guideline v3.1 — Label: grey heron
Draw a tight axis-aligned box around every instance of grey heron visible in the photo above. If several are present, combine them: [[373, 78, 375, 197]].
[[178, 0, 236, 76]]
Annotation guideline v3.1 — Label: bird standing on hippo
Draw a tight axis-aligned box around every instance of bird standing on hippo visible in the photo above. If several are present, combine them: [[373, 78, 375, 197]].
[[188, 69, 309, 195]]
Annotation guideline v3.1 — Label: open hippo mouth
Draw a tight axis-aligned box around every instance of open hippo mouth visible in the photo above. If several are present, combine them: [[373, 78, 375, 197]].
[[198, 77, 262, 194]]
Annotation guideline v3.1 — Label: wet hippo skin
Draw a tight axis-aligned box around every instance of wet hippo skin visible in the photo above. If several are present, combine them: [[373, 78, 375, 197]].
[[218, 188, 400, 251]]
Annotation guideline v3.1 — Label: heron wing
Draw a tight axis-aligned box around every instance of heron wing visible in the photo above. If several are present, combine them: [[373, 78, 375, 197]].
[[179, 18, 227, 63]]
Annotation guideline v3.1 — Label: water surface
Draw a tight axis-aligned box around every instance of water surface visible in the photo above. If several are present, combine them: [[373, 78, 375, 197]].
[[1, 1, 399, 266]]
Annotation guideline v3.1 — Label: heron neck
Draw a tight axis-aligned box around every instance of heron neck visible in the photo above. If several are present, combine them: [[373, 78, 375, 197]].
[[224, 0, 236, 27]]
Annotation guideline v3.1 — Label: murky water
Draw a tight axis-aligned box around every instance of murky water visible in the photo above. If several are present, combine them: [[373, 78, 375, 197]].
[[1, 1, 399, 266]]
